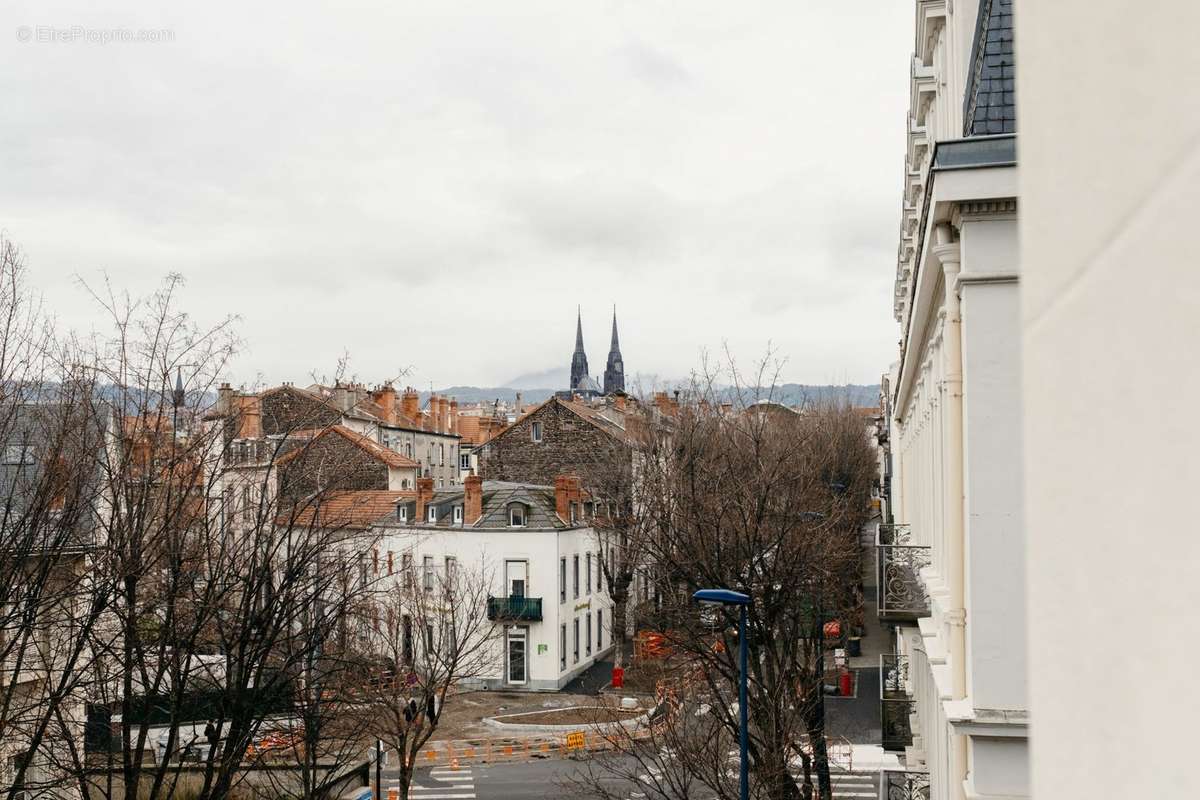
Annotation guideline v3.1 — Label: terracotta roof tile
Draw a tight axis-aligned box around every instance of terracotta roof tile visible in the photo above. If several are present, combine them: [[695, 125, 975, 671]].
[[275, 425, 420, 469], [280, 490, 415, 530]]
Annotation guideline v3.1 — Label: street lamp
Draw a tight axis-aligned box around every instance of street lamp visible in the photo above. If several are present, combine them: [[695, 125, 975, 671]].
[[693, 588, 751, 800]]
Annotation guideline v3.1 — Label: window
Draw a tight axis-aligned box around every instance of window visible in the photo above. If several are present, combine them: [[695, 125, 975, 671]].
[[406, 442, 413, 458], [559, 558, 567, 603], [397, 504, 408, 522], [460, 453, 471, 470], [241, 485, 253, 523], [597, 608, 603, 651], [425, 622, 435, 652], [531, 421, 542, 442], [586, 613, 592, 656], [573, 555, 579, 598], [573, 618, 580, 663], [402, 616, 413, 663], [586, 553, 592, 594], [402, 553, 413, 588], [387, 551, 394, 575], [372, 549, 379, 575], [569, 502, 577, 524], [453, 505, 463, 524], [560, 624, 567, 671], [428, 505, 438, 522], [440, 444, 445, 466], [444, 556, 456, 594], [3, 445, 34, 465], [509, 504, 526, 527], [423, 556, 434, 591]]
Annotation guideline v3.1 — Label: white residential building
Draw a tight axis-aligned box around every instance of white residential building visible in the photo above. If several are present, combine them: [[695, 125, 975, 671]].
[[374, 475, 614, 691], [883, 1, 1026, 799], [1019, 4, 1200, 799]]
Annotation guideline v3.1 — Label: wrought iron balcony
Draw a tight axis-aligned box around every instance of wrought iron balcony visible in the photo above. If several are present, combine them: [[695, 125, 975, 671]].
[[882, 769, 929, 799], [880, 653, 915, 752], [876, 524, 930, 620], [486, 595, 543, 622]]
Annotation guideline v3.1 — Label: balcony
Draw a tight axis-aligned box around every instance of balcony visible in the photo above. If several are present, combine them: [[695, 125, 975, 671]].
[[880, 653, 916, 752], [876, 524, 930, 621], [487, 596, 543, 622], [882, 769, 929, 799]]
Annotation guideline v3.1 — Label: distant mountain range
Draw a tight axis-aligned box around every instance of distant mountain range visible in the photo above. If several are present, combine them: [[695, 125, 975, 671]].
[[424, 383, 881, 409]]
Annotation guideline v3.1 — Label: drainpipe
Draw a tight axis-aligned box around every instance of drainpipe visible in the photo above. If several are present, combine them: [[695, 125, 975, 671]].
[[932, 223, 968, 798]]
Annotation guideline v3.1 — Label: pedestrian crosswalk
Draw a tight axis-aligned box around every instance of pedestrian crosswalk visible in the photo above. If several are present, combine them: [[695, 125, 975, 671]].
[[631, 758, 880, 799], [825, 768, 880, 798], [391, 766, 476, 799]]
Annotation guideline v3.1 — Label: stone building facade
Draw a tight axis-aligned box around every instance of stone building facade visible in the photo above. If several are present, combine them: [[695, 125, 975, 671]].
[[476, 398, 630, 486]]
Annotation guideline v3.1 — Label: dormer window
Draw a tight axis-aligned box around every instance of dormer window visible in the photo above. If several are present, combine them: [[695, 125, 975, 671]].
[[396, 505, 408, 522], [453, 505, 463, 524], [427, 505, 437, 522], [509, 504, 526, 527], [531, 421, 543, 443]]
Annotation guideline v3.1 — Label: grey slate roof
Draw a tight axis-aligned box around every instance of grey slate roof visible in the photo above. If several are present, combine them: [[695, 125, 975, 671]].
[[964, 0, 1015, 136], [385, 480, 577, 531]]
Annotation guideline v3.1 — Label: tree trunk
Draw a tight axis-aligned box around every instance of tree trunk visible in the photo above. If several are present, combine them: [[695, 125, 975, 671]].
[[610, 575, 631, 668]]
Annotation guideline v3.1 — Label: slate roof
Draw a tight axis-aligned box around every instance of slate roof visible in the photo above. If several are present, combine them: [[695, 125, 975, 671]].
[[964, 0, 1015, 136], [386, 480, 580, 531]]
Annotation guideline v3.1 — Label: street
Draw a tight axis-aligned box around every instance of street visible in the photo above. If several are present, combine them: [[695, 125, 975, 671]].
[[380, 752, 885, 799]]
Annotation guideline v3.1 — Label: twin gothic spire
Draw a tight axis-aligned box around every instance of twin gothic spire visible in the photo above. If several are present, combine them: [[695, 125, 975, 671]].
[[569, 307, 625, 395]]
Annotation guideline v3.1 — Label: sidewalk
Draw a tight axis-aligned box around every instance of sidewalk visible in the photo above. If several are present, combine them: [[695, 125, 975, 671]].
[[825, 515, 890, 745]]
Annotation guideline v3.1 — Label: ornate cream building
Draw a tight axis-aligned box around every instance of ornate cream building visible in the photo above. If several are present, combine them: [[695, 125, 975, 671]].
[[882, 1, 1027, 798]]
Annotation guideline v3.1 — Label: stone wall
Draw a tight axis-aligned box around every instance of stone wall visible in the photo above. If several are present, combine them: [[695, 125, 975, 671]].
[[261, 387, 340, 437], [279, 431, 388, 502], [478, 400, 626, 485]]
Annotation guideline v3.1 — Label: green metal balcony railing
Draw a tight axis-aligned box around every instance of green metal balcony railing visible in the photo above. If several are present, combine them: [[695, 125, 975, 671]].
[[487, 596, 543, 622]]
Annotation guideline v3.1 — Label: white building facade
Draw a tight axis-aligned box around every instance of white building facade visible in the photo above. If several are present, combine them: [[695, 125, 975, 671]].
[[374, 475, 614, 691], [884, 1, 1028, 799]]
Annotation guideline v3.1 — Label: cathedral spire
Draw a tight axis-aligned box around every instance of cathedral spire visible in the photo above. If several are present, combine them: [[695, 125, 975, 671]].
[[603, 306, 625, 395], [570, 307, 590, 390]]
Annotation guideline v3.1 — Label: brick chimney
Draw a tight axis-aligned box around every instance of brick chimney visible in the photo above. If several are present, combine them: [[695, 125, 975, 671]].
[[449, 398, 459, 435], [401, 387, 420, 422], [372, 384, 397, 423], [515, 392, 523, 416], [438, 396, 449, 434], [236, 396, 262, 438], [416, 477, 435, 523], [554, 474, 582, 524], [464, 474, 482, 524]]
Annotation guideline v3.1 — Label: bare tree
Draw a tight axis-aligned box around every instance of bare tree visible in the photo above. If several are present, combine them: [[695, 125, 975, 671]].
[[577, 355, 876, 800], [356, 552, 496, 800]]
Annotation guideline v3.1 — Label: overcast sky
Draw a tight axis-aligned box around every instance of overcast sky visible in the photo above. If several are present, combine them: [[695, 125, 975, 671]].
[[3, 2, 911, 391]]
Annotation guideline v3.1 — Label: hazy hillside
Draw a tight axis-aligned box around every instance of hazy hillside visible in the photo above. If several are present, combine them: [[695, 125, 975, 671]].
[[426, 383, 880, 408]]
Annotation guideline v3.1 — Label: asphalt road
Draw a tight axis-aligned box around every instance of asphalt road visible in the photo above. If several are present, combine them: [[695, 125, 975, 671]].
[[380, 756, 648, 800]]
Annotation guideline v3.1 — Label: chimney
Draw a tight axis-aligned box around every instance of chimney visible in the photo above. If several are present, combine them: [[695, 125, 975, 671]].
[[372, 384, 397, 423], [514, 392, 523, 416], [554, 474, 582, 524], [428, 395, 441, 433], [334, 382, 351, 412], [438, 396, 449, 434], [401, 387, 420, 421], [464, 474, 482, 524], [217, 383, 234, 415], [237, 396, 262, 438], [449, 398, 459, 435], [416, 477, 435, 523]]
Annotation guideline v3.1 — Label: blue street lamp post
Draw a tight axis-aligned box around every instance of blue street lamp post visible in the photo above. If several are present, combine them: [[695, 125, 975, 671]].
[[694, 589, 751, 800]]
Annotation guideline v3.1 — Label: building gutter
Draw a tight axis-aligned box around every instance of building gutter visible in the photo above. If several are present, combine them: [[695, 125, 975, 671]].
[[892, 134, 1017, 420]]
